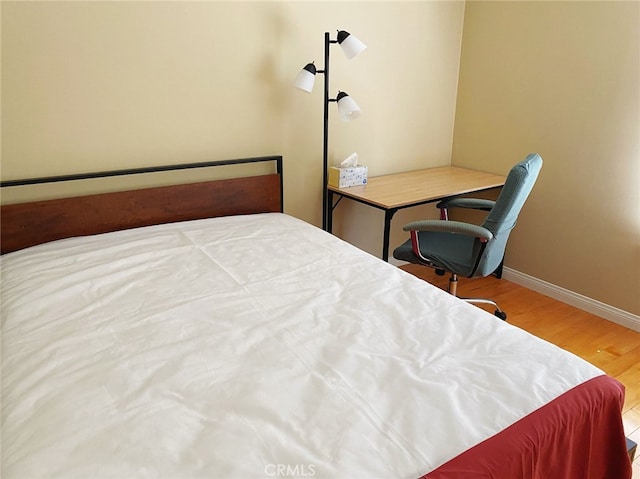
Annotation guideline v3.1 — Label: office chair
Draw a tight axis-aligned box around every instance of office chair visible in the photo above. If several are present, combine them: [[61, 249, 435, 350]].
[[393, 153, 543, 320]]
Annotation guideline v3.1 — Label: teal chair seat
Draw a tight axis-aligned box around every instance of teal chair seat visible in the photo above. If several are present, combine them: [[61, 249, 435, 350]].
[[395, 231, 479, 277]]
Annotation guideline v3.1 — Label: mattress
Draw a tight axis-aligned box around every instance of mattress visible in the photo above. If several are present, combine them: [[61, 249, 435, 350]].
[[0, 213, 630, 478]]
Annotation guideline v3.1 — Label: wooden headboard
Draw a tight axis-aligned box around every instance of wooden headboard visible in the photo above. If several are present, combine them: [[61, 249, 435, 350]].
[[1, 156, 283, 254]]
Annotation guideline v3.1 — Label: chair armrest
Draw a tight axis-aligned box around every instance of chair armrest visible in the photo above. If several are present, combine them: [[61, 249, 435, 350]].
[[403, 220, 493, 241], [436, 198, 496, 211]]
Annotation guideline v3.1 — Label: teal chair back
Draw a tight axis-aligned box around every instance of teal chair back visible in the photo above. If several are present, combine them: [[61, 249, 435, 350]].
[[474, 153, 543, 276]]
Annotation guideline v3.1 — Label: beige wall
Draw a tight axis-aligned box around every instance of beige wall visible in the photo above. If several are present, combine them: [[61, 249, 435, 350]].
[[1, 2, 288, 178], [452, 1, 640, 315], [1, 1, 465, 257]]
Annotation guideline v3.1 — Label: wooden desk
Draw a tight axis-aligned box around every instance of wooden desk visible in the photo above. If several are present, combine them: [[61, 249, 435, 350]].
[[327, 166, 506, 261]]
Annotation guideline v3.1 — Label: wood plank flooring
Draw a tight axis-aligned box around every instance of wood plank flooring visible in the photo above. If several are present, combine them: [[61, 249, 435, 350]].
[[400, 264, 640, 477]]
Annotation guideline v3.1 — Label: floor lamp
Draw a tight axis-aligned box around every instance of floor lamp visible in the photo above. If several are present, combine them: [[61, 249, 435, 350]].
[[294, 30, 366, 231]]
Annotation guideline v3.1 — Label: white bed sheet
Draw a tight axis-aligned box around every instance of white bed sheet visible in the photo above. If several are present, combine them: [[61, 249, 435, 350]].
[[1, 213, 603, 479]]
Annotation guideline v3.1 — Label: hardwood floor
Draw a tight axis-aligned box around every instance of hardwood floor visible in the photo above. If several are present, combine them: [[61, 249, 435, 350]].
[[400, 264, 640, 477]]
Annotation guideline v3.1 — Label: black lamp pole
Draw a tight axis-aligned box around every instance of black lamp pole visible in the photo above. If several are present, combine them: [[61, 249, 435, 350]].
[[320, 32, 338, 231]]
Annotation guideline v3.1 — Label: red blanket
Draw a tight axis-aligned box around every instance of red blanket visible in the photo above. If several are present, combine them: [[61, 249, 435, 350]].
[[422, 375, 631, 479]]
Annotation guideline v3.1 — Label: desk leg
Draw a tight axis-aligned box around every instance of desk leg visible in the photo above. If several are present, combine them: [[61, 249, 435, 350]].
[[493, 257, 504, 279], [327, 190, 334, 233], [382, 209, 397, 262]]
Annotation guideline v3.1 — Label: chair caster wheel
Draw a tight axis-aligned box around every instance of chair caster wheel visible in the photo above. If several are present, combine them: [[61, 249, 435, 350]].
[[494, 310, 507, 321]]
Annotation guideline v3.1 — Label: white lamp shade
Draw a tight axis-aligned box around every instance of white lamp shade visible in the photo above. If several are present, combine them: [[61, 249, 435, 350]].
[[337, 30, 367, 60], [336, 92, 361, 121], [294, 63, 317, 93]]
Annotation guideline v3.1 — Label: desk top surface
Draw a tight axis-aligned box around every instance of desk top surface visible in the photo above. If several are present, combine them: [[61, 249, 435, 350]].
[[327, 166, 506, 209]]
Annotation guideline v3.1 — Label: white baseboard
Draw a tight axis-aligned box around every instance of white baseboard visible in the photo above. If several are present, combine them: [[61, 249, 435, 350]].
[[502, 267, 640, 333]]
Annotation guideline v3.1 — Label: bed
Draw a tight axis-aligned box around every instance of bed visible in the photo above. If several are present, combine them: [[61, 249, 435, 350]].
[[0, 156, 632, 478]]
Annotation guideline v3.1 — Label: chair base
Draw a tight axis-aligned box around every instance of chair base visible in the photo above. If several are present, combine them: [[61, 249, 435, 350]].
[[447, 273, 507, 320], [460, 297, 507, 320]]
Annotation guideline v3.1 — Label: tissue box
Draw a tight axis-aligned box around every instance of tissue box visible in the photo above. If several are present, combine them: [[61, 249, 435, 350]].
[[328, 166, 368, 188]]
